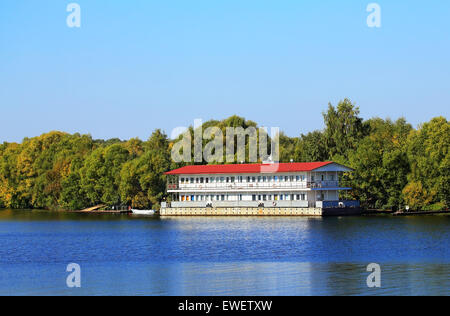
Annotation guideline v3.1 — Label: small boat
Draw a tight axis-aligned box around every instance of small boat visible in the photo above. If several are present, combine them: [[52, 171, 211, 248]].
[[131, 209, 156, 215]]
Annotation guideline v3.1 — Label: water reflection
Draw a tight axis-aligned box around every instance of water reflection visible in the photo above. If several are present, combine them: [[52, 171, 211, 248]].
[[1, 210, 450, 295], [3, 261, 449, 296]]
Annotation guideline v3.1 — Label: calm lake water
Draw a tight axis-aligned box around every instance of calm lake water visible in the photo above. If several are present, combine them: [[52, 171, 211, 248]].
[[1, 209, 449, 296]]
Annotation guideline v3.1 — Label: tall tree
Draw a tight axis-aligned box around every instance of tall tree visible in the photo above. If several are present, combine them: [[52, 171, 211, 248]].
[[344, 118, 412, 209], [80, 144, 131, 206], [323, 99, 366, 162], [403, 117, 449, 210], [120, 130, 171, 209], [294, 131, 329, 162]]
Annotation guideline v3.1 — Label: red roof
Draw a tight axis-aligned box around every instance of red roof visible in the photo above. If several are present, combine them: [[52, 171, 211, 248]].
[[165, 162, 334, 175]]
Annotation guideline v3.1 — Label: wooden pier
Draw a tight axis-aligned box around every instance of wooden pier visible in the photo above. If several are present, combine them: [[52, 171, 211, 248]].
[[72, 205, 131, 214]]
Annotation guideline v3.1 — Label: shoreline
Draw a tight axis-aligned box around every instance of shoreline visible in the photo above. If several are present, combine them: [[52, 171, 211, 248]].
[[2, 208, 450, 217], [68, 210, 132, 214], [392, 210, 450, 216]]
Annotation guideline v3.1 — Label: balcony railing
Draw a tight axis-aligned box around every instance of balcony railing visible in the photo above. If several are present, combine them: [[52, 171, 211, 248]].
[[163, 200, 359, 209], [167, 181, 339, 191], [168, 200, 310, 208]]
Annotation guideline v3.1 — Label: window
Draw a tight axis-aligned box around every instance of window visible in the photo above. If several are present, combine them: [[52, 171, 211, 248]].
[[205, 178, 209, 183], [239, 194, 243, 201], [321, 175, 324, 181], [220, 177, 225, 183], [190, 178, 194, 183], [274, 176, 278, 182], [296, 194, 300, 200], [216, 195, 220, 201], [311, 176, 315, 181], [221, 195, 225, 201], [290, 176, 294, 182], [274, 195, 278, 201], [296, 176, 299, 181], [258, 176, 262, 182], [252, 195, 256, 201], [330, 175, 335, 181], [231, 177, 235, 183], [196, 178, 199, 183], [285, 176, 289, 182], [263, 195, 267, 201], [268, 195, 272, 201], [252, 176, 256, 182], [263, 176, 267, 182], [200, 177, 204, 183], [258, 195, 262, 201], [247, 176, 251, 182], [181, 178, 184, 183], [280, 195, 284, 200], [191, 195, 195, 201]]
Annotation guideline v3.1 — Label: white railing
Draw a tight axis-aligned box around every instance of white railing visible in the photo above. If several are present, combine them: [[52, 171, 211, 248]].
[[173, 181, 339, 191], [165, 200, 359, 209]]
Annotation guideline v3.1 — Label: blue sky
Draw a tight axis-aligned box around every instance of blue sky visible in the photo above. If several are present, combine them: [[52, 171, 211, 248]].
[[1, 0, 449, 142]]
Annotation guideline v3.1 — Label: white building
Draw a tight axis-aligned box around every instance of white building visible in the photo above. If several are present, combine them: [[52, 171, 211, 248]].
[[162, 162, 360, 215]]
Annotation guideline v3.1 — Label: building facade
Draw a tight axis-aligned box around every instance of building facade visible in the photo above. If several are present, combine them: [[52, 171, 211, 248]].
[[161, 161, 361, 216]]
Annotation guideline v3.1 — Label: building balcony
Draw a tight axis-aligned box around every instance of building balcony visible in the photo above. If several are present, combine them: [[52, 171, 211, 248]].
[[163, 200, 359, 209], [167, 200, 310, 208], [167, 181, 340, 192], [162, 200, 359, 209]]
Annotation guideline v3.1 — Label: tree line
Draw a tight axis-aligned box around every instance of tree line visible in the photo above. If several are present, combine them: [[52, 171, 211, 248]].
[[0, 99, 448, 211]]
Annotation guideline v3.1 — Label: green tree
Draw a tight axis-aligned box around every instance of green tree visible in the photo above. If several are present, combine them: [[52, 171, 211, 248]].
[[323, 99, 366, 162], [404, 117, 449, 210], [80, 144, 131, 206], [294, 131, 329, 162], [279, 132, 297, 162], [120, 130, 171, 209], [344, 118, 412, 209]]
